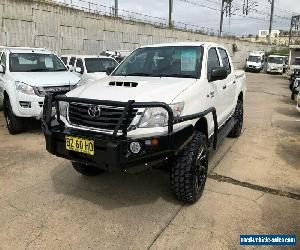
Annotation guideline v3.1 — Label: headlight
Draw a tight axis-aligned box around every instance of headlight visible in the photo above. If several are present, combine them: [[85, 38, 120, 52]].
[[138, 102, 184, 128], [15, 81, 35, 95], [76, 79, 86, 87], [59, 101, 69, 117]]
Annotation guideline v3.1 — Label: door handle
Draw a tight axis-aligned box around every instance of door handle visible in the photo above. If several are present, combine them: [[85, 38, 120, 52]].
[[223, 85, 227, 89]]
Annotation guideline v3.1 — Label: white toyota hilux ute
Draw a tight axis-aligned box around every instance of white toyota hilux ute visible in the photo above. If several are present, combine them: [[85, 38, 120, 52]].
[[0, 47, 80, 134], [42, 42, 246, 204]]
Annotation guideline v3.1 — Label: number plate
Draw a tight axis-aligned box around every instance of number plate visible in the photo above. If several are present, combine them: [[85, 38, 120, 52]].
[[65, 136, 94, 155]]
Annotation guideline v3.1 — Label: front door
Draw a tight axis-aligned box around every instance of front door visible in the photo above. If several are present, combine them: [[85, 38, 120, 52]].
[[206, 47, 227, 126]]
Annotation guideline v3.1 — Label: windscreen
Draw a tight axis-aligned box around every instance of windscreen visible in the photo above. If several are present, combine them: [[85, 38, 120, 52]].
[[9, 53, 67, 72], [112, 46, 204, 78], [293, 58, 300, 65], [248, 56, 261, 63], [268, 57, 283, 64], [85, 58, 118, 73]]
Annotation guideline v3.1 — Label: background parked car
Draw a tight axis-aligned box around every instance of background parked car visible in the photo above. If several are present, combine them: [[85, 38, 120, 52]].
[[296, 92, 300, 113], [0, 46, 80, 134], [287, 45, 300, 79], [73, 55, 119, 82], [100, 50, 132, 63], [290, 74, 300, 100], [60, 54, 80, 72]]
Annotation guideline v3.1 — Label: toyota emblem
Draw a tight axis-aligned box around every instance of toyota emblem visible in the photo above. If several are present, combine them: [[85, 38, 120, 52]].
[[88, 105, 101, 118]]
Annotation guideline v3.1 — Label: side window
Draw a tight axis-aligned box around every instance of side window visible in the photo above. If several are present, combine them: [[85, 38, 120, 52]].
[[0, 52, 6, 67], [207, 48, 220, 81], [61, 57, 68, 65], [69, 57, 76, 66], [218, 48, 231, 74], [76, 58, 84, 72], [0, 52, 6, 73]]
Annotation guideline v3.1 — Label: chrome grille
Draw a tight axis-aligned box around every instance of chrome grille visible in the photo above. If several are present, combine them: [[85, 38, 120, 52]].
[[35, 86, 73, 97], [68, 103, 138, 131]]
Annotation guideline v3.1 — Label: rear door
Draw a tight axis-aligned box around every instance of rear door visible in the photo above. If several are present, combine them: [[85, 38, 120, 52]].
[[218, 47, 236, 118]]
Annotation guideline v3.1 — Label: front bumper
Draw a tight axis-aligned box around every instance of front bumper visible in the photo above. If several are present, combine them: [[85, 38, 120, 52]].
[[42, 94, 219, 171], [13, 92, 44, 118], [246, 66, 261, 72], [45, 124, 195, 171], [267, 68, 282, 73]]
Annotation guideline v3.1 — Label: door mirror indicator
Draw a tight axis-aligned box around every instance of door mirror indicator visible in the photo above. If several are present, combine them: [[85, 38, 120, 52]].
[[68, 65, 74, 72]]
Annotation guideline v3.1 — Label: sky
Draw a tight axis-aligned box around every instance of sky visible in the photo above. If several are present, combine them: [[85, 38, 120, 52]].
[[59, 0, 300, 36]]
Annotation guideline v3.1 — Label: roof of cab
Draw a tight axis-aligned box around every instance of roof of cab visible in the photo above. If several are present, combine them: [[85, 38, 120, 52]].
[[140, 42, 221, 48], [61, 54, 115, 59], [0, 46, 52, 54], [77, 55, 114, 59], [268, 54, 285, 58]]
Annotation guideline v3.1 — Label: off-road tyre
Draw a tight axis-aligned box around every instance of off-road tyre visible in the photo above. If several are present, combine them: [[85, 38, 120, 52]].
[[170, 132, 209, 204], [228, 99, 243, 138], [72, 162, 104, 176], [4, 97, 25, 135]]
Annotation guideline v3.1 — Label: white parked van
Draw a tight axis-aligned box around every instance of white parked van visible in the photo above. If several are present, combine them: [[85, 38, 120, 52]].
[[73, 55, 118, 82], [245, 52, 265, 72], [0, 47, 80, 134], [267, 55, 284, 74]]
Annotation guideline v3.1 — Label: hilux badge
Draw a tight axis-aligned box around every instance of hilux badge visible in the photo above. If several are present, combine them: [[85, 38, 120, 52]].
[[88, 105, 101, 118]]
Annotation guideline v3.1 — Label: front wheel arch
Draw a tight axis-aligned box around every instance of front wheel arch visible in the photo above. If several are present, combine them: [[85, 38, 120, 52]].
[[194, 117, 208, 139]]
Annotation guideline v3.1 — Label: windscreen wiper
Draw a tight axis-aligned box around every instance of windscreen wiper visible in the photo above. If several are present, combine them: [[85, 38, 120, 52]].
[[152, 73, 196, 78], [125, 73, 154, 76], [28, 68, 52, 72]]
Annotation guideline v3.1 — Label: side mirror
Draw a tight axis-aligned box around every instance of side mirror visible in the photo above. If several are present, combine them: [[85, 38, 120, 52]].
[[0, 65, 5, 74], [75, 67, 83, 74], [68, 65, 74, 72], [106, 66, 115, 75], [210, 67, 228, 82]]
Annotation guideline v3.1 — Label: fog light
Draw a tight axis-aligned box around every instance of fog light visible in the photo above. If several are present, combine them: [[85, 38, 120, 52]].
[[129, 142, 141, 154], [19, 101, 31, 108]]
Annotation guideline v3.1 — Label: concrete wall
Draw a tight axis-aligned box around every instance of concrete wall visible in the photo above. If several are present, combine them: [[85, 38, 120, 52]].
[[0, 0, 282, 70]]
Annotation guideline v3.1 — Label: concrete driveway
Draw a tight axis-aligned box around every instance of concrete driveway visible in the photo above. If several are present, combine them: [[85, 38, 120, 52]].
[[0, 73, 299, 249]]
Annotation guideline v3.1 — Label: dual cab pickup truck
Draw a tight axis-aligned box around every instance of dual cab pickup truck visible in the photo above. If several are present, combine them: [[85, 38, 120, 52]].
[[43, 42, 246, 204]]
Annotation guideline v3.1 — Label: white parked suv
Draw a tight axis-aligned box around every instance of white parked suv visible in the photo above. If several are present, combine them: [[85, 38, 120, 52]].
[[42, 42, 246, 203], [0, 47, 80, 134], [73, 55, 118, 82]]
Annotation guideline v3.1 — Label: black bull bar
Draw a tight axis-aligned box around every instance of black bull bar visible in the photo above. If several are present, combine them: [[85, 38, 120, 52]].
[[42, 94, 219, 150]]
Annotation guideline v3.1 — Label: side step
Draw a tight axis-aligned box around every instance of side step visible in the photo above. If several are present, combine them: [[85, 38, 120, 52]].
[[209, 117, 236, 149]]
